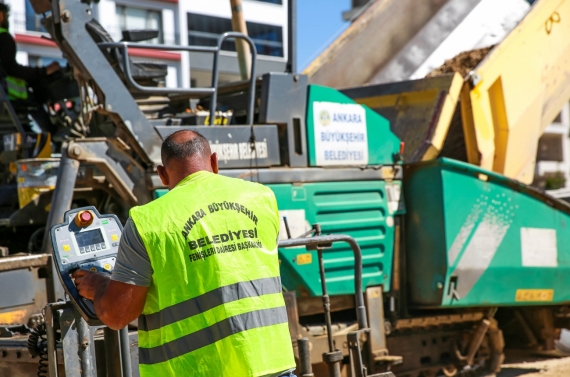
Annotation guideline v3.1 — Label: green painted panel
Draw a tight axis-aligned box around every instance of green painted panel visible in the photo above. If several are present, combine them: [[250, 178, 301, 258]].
[[405, 158, 570, 307], [154, 189, 167, 199], [269, 181, 396, 296], [306, 85, 401, 167]]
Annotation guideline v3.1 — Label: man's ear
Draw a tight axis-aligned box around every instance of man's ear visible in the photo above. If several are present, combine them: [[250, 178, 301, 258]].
[[210, 153, 219, 174], [157, 165, 169, 186]]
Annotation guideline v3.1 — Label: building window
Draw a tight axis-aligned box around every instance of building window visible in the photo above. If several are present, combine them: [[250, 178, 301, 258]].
[[115, 5, 163, 44], [25, 0, 45, 33], [187, 13, 284, 57]]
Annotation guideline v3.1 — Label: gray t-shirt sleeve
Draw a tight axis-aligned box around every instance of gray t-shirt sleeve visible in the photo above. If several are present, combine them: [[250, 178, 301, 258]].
[[111, 218, 153, 287]]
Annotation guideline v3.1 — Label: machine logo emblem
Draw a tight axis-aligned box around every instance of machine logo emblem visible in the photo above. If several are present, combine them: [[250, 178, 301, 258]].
[[319, 110, 331, 126]]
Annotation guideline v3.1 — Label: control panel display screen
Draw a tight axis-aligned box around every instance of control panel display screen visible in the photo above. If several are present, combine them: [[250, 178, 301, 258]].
[[75, 229, 105, 250]]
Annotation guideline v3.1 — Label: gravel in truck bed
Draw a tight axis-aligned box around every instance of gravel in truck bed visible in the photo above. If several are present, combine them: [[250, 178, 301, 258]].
[[426, 45, 495, 78]]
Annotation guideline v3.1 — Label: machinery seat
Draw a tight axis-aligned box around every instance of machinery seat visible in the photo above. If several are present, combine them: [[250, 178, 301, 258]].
[[129, 61, 168, 80], [85, 20, 168, 87]]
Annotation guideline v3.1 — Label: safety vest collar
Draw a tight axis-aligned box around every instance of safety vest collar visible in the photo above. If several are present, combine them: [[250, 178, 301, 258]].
[[171, 170, 212, 191]]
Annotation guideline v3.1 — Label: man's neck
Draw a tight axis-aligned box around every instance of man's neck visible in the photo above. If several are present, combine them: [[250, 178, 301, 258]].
[[169, 168, 212, 190]]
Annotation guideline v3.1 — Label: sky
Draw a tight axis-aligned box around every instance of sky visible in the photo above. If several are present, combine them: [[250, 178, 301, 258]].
[[296, 0, 350, 71]]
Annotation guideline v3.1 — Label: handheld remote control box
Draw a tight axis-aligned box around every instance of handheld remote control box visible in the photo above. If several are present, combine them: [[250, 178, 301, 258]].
[[50, 206, 123, 325]]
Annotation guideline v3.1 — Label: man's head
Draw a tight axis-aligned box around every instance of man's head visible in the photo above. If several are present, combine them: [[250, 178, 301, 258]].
[[0, 3, 9, 30], [157, 130, 218, 190]]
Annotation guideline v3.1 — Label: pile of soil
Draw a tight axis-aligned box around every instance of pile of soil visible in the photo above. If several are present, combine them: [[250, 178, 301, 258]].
[[426, 45, 495, 78]]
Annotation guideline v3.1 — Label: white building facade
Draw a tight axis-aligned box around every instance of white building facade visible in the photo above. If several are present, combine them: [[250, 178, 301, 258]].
[[5, 0, 289, 89]]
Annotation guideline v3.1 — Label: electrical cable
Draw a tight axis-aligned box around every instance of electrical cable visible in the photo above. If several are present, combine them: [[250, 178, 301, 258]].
[[27, 322, 48, 377]]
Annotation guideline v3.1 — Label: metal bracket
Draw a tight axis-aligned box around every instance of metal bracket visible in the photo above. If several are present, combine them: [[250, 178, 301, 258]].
[[66, 138, 150, 206]]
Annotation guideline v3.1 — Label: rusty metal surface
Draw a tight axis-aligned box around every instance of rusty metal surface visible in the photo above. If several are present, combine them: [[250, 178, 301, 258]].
[[0, 261, 48, 326], [299, 323, 360, 365], [0, 335, 65, 377], [387, 327, 470, 377], [66, 139, 149, 206], [365, 287, 387, 361], [0, 254, 49, 272], [284, 291, 300, 343], [394, 312, 484, 331], [0, 330, 140, 377], [0, 269, 36, 310], [297, 295, 356, 317]]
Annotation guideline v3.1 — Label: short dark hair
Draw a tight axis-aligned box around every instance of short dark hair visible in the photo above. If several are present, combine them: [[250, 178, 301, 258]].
[[0, 3, 9, 13], [161, 130, 211, 165]]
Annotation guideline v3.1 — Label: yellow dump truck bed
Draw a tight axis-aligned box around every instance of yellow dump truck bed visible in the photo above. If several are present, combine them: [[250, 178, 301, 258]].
[[461, 0, 570, 184], [341, 74, 464, 163]]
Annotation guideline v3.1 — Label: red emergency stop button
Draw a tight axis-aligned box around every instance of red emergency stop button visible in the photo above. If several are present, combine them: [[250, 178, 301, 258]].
[[75, 210, 94, 227]]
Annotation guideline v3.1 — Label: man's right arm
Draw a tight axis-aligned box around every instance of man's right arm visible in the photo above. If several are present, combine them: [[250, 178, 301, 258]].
[[0, 33, 48, 82]]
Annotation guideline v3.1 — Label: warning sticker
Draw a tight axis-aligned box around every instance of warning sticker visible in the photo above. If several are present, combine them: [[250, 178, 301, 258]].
[[515, 289, 554, 302]]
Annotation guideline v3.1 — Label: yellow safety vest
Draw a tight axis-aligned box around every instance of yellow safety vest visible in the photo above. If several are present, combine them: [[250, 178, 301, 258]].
[[0, 28, 28, 100], [130, 171, 295, 377]]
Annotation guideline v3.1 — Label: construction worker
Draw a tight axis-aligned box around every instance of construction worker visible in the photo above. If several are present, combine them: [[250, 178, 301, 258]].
[[72, 130, 297, 377], [0, 2, 60, 133]]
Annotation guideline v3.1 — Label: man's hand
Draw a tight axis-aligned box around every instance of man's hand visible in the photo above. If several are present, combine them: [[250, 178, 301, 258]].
[[46, 61, 61, 75], [72, 269, 110, 301], [71, 269, 149, 330]]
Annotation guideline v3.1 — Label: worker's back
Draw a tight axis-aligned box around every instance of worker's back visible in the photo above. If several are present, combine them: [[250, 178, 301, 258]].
[[130, 171, 295, 377]]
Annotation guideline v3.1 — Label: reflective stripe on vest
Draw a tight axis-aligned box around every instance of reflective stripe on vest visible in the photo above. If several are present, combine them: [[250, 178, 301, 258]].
[[130, 171, 295, 377], [139, 306, 288, 365], [139, 276, 283, 331], [0, 28, 28, 100], [6, 76, 27, 100]]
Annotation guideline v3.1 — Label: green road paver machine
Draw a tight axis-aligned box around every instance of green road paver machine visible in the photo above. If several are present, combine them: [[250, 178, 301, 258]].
[[2, 0, 570, 376]]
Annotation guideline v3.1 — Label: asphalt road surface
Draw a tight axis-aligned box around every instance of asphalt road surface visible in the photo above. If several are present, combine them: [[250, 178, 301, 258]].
[[498, 355, 570, 377]]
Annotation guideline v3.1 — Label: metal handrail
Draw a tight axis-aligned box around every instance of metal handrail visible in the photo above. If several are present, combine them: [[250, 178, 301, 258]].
[[211, 32, 258, 126], [278, 234, 368, 330], [96, 41, 216, 96], [97, 32, 258, 125]]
